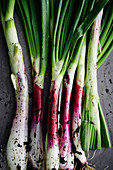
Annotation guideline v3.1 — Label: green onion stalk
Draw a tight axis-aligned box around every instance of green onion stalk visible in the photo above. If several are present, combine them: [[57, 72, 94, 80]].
[[16, 0, 49, 169], [81, 7, 111, 152], [0, 0, 29, 169]]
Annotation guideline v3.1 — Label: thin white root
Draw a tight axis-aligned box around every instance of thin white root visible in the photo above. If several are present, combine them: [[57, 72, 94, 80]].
[[104, 165, 109, 170], [88, 150, 97, 161], [82, 162, 95, 170]]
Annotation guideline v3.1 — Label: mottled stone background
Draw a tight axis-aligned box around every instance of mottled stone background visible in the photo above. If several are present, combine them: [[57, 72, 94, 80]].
[[0, 14, 113, 170]]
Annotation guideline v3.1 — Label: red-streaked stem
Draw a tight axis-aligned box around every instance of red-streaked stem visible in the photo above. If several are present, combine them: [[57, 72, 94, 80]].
[[72, 82, 86, 165], [72, 35, 86, 165], [29, 84, 44, 169], [72, 83, 83, 134], [59, 73, 74, 170], [46, 80, 60, 169]]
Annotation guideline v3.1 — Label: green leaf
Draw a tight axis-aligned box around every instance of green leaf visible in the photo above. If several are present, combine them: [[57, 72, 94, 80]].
[[39, 0, 49, 75], [98, 102, 111, 147], [62, 0, 110, 61]]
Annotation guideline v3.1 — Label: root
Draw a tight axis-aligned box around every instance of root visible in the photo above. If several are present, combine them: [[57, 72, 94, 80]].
[[82, 162, 95, 170], [104, 165, 109, 170], [88, 150, 97, 161]]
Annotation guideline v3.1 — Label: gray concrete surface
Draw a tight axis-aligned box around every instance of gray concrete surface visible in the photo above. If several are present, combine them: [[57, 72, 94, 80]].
[[0, 14, 113, 170]]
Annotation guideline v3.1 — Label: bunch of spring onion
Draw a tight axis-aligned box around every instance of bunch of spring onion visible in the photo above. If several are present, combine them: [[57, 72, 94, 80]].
[[0, 0, 29, 169], [47, 0, 110, 169], [16, 0, 49, 169], [0, 0, 112, 169]]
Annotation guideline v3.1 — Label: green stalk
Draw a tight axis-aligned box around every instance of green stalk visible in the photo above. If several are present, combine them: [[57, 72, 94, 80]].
[[98, 102, 111, 147], [97, 42, 113, 69], [100, 0, 113, 35], [16, 0, 32, 57], [16, 0, 37, 65], [66, 37, 84, 79], [98, 31, 113, 62], [29, 0, 40, 59], [100, 23, 113, 49], [51, 0, 63, 68], [17, 0, 49, 87], [59, 0, 75, 59], [55, 0, 69, 62], [81, 9, 103, 152], [96, 0, 113, 68], [5, 0, 15, 20], [61, 0, 85, 61], [40, 0, 49, 74], [17, 0, 40, 78], [100, 10, 113, 47], [59, 0, 86, 60], [51, 0, 110, 81], [80, 0, 95, 22], [36, 0, 49, 87], [50, 0, 54, 39], [72, 0, 85, 32], [66, 0, 95, 65], [19, 0, 37, 59], [62, 0, 109, 62]]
